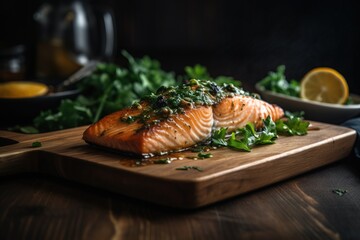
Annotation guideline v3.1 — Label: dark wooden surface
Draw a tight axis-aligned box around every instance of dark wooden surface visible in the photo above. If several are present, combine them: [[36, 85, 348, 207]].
[[0, 153, 359, 239]]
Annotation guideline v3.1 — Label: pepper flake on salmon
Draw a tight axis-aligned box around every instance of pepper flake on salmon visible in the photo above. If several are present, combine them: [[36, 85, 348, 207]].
[[83, 79, 284, 157]]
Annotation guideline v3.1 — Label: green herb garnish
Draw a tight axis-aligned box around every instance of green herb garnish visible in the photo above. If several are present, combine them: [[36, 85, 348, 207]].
[[211, 128, 228, 147], [8, 126, 39, 134], [127, 79, 251, 131], [190, 146, 206, 152], [31, 141, 42, 148], [176, 166, 203, 172], [211, 116, 278, 151], [153, 158, 172, 164], [211, 114, 308, 152], [197, 152, 213, 159], [258, 65, 300, 97], [276, 112, 309, 136], [332, 189, 348, 196]]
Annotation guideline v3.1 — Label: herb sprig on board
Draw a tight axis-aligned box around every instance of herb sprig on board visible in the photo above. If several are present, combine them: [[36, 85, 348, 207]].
[[211, 113, 309, 152]]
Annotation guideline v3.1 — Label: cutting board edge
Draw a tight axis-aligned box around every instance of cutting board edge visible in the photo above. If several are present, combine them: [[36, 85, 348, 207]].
[[0, 122, 357, 208], [28, 126, 355, 209]]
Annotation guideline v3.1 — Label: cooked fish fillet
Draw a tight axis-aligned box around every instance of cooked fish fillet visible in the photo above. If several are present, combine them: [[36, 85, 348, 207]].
[[83, 80, 284, 156], [213, 95, 284, 132], [83, 105, 214, 156]]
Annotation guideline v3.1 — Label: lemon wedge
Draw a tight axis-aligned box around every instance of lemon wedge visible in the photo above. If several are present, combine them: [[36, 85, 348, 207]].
[[0, 81, 48, 98], [300, 67, 349, 104]]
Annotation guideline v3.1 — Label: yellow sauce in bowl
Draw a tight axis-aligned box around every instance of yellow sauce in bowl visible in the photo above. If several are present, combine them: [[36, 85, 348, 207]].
[[0, 81, 48, 98]]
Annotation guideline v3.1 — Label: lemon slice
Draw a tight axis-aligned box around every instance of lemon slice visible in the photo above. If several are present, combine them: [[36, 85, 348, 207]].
[[0, 81, 48, 98], [300, 67, 349, 104]]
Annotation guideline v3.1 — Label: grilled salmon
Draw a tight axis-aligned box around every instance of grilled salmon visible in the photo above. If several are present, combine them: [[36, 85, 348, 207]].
[[83, 79, 284, 157], [83, 104, 213, 156], [213, 95, 284, 131]]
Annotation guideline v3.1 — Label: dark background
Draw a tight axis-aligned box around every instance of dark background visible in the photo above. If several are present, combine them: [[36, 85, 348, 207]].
[[1, 0, 359, 93]]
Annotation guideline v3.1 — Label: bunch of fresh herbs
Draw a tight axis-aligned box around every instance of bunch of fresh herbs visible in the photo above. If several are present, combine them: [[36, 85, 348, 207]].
[[19, 51, 177, 133], [258, 65, 300, 97], [18, 51, 241, 133]]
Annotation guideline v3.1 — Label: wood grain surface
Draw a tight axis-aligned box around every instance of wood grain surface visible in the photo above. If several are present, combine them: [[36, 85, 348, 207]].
[[0, 122, 356, 208], [1, 159, 360, 240]]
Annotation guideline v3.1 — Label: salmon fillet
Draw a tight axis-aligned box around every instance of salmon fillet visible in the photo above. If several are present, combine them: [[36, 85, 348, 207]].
[[83, 80, 284, 156], [213, 95, 284, 132], [83, 105, 213, 156]]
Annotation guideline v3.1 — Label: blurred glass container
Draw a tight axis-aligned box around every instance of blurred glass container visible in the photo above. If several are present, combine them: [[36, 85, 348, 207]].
[[34, 0, 115, 82], [0, 44, 26, 82]]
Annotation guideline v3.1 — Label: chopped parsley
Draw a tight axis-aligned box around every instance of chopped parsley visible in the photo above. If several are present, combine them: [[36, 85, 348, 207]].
[[276, 111, 309, 136], [31, 141, 42, 148], [176, 166, 203, 172], [153, 158, 172, 164], [197, 152, 213, 159], [332, 189, 348, 196], [125, 79, 253, 131], [190, 146, 206, 152]]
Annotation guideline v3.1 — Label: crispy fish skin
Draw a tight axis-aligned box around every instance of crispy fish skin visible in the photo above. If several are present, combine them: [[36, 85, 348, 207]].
[[83, 105, 214, 156], [213, 95, 284, 132]]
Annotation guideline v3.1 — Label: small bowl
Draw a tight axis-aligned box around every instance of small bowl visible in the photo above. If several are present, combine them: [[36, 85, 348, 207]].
[[0, 85, 80, 126], [255, 83, 360, 124]]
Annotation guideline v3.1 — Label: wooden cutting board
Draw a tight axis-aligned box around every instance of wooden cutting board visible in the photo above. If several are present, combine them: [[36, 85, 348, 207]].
[[0, 122, 356, 208]]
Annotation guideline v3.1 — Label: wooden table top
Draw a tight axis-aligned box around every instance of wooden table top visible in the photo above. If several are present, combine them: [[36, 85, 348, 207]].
[[1, 153, 359, 240]]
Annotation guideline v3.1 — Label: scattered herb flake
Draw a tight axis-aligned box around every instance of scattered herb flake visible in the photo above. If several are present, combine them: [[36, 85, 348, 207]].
[[197, 152, 213, 159], [332, 189, 348, 196], [153, 158, 172, 164], [190, 146, 206, 152], [31, 141, 42, 148], [176, 166, 203, 172]]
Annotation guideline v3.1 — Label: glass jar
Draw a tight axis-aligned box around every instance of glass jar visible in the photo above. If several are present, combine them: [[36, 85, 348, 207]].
[[0, 44, 26, 82], [34, 0, 116, 82]]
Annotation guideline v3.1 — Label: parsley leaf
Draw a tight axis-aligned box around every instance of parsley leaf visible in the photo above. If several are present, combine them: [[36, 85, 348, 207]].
[[153, 158, 172, 164], [211, 128, 228, 146], [275, 113, 309, 136], [197, 152, 213, 159], [211, 114, 308, 152], [228, 132, 252, 151], [31, 141, 42, 148], [176, 166, 203, 172], [258, 65, 300, 97], [212, 116, 278, 152], [332, 189, 348, 196]]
